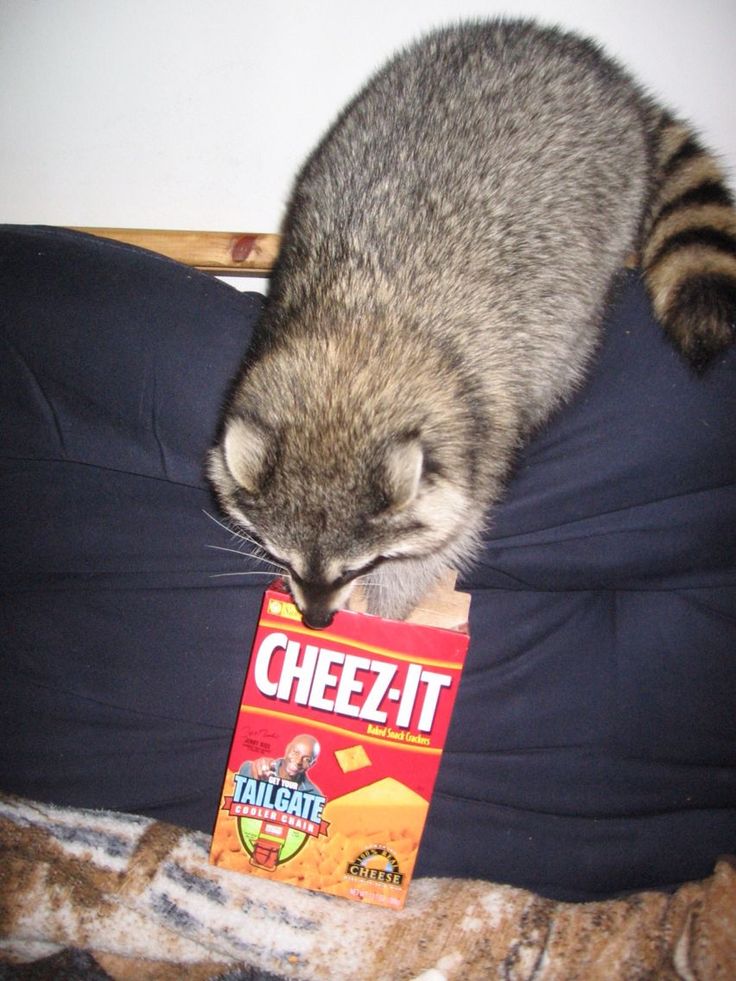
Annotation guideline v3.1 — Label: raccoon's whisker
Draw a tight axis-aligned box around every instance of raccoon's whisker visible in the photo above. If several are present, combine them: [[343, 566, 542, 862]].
[[251, 552, 289, 573], [236, 531, 268, 551], [205, 544, 286, 571], [202, 510, 287, 570], [209, 571, 280, 579], [202, 508, 245, 538], [205, 543, 251, 558], [251, 549, 287, 570], [202, 509, 260, 548]]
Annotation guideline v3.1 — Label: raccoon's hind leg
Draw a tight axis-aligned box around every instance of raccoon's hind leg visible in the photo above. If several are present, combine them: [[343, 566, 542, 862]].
[[642, 115, 736, 372]]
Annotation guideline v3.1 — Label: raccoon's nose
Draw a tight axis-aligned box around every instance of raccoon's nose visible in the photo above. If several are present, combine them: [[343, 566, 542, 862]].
[[302, 608, 335, 630]]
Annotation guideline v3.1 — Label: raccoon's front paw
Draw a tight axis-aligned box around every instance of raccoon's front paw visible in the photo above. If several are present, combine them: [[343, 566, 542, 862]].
[[362, 586, 414, 622], [361, 558, 445, 621]]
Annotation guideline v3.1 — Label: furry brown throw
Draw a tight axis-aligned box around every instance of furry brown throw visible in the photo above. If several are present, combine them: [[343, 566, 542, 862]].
[[1, 793, 734, 979]]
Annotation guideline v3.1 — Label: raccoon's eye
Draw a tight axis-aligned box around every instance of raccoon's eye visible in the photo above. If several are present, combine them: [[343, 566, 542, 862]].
[[334, 557, 383, 587]]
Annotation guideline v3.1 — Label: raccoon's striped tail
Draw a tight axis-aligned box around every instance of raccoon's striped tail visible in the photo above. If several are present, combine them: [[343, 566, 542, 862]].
[[641, 114, 736, 371]]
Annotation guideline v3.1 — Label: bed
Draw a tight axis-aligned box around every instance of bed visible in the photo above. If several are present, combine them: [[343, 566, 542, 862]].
[[1, 223, 735, 978]]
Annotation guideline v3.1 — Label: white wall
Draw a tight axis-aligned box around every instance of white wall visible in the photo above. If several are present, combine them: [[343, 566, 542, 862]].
[[1, 0, 734, 293]]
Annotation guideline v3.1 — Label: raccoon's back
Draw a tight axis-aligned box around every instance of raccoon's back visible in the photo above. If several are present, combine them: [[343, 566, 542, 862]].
[[275, 21, 650, 326], [267, 18, 735, 386]]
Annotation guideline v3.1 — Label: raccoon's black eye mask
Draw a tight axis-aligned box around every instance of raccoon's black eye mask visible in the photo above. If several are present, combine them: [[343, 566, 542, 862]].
[[330, 557, 384, 588], [287, 557, 384, 592]]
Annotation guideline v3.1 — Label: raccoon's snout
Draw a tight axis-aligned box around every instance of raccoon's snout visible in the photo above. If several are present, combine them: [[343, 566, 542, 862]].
[[295, 589, 337, 630], [286, 577, 339, 631], [302, 607, 336, 630]]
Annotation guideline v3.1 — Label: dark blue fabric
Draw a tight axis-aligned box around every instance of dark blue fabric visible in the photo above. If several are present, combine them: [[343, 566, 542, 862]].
[[419, 273, 736, 898], [1, 224, 735, 900], [0, 225, 269, 829]]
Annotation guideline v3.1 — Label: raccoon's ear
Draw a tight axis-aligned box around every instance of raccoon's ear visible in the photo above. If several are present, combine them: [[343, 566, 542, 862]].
[[382, 436, 424, 511], [221, 414, 270, 497]]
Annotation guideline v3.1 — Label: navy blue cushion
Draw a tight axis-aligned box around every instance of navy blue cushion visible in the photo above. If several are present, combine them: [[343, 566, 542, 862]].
[[1, 224, 735, 900]]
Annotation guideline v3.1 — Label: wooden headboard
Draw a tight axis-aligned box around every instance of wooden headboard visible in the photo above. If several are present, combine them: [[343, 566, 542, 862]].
[[71, 228, 280, 276], [72, 227, 639, 275]]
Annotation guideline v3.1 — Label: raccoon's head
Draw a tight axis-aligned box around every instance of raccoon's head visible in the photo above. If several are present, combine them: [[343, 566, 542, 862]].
[[207, 408, 470, 629]]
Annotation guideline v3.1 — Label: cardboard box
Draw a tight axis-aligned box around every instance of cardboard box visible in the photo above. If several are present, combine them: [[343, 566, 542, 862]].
[[210, 579, 469, 909]]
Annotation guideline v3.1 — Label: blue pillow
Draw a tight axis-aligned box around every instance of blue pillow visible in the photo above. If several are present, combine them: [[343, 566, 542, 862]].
[[1, 224, 735, 900]]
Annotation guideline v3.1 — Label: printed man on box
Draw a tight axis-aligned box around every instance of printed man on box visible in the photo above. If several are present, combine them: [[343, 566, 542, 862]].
[[239, 733, 322, 796]]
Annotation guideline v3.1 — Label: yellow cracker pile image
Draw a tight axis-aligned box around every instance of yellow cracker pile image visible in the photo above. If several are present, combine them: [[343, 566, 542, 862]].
[[274, 777, 427, 902]]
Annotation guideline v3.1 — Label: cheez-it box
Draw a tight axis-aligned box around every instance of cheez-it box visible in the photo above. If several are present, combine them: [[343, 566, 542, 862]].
[[210, 579, 470, 910]]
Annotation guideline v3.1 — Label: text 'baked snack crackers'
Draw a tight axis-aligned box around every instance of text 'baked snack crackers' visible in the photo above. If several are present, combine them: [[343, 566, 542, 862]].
[[210, 579, 470, 909]]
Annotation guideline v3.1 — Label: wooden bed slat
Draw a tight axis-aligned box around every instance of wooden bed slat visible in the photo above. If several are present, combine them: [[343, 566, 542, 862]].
[[70, 227, 280, 275]]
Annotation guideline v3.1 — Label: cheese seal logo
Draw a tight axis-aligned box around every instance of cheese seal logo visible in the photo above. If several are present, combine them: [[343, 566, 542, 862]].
[[346, 847, 404, 886]]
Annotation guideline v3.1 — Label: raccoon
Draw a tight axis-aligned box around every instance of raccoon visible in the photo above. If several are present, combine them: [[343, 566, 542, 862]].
[[208, 19, 736, 629]]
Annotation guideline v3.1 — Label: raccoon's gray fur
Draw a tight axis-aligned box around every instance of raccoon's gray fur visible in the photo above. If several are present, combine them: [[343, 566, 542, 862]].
[[208, 19, 736, 628]]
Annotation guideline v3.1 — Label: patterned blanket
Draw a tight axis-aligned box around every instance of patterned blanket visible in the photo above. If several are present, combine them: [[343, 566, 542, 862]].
[[1, 793, 734, 980]]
